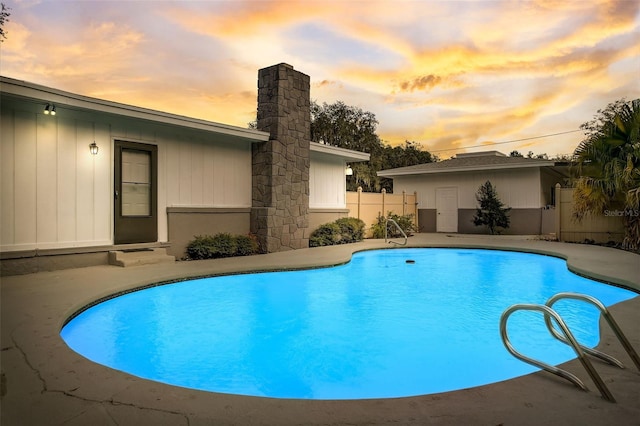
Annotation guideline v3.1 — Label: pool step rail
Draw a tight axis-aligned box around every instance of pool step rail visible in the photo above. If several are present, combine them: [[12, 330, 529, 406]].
[[500, 292, 640, 403], [385, 218, 407, 246]]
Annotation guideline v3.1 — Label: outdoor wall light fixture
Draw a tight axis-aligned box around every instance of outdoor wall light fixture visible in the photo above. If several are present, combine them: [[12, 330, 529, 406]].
[[345, 165, 353, 176], [89, 141, 99, 155], [43, 103, 56, 116]]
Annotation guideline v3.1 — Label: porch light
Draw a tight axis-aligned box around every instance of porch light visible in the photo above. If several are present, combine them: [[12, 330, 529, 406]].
[[44, 103, 56, 115], [89, 141, 99, 155], [345, 165, 353, 176]]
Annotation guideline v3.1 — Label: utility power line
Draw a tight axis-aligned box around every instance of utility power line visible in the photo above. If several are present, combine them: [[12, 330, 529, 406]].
[[429, 129, 582, 153]]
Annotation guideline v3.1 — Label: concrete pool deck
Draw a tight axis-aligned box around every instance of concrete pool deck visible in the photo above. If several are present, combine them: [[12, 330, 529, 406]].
[[1, 234, 639, 425]]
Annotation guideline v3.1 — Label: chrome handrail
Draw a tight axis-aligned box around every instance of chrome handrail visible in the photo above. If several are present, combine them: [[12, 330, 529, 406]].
[[384, 218, 407, 246], [545, 292, 640, 371], [500, 303, 616, 402]]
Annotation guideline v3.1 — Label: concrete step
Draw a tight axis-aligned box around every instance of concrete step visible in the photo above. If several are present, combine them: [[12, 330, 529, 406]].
[[108, 248, 175, 267]]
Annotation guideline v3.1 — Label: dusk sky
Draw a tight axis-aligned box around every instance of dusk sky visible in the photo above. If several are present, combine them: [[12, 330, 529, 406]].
[[1, 0, 638, 158]]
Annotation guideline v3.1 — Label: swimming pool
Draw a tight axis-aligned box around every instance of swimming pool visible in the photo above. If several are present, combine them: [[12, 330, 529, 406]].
[[61, 248, 637, 400]]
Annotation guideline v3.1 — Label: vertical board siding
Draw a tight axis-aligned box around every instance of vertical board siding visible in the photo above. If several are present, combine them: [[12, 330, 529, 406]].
[[163, 135, 180, 209], [221, 142, 251, 206], [212, 143, 226, 205], [164, 138, 252, 208], [36, 113, 58, 243], [0, 109, 15, 246], [94, 122, 112, 241], [14, 110, 37, 246], [202, 142, 215, 206], [57, 117, 78, 243], [309, 152, 345, 208], [75, 120, 95, 242], [190, 140, 204, 206], [178, 136, 192, 206], [2, 99, 253, 252]]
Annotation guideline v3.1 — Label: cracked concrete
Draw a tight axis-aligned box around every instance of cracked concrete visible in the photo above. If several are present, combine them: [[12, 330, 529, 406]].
[[1, 234, 639, 425]]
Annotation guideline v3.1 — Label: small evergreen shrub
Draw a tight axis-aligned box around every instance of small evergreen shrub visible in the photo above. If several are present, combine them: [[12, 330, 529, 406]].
[[186, 235, 216, 259], [309, 217, 366, 247], [310, 223, 342, 247], [210, 233, 235, 258], [334, 217, 365, 243], [235, 234, 259, 256], [370, 212, 417, 239], [472, 180, 511, 235], [186, 233, 259, 260]]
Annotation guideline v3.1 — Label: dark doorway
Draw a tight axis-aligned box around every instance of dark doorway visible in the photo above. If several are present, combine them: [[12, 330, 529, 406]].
[[114, 140, 158, 244]]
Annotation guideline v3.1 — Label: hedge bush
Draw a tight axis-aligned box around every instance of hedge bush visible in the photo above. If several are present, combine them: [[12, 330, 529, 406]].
[[186, 233, 259, 260], [335, 217, 365, 243], [309, 217, 365, 247]]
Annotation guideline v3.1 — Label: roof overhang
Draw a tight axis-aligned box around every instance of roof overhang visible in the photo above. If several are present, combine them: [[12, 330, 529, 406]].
[[310, 142, 370, 162], [0, 76, 270, 143], [378, 161, 557, 177]]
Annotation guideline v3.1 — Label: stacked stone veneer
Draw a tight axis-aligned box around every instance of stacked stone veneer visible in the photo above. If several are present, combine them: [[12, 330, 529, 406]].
[[251, 63, 310, 252]]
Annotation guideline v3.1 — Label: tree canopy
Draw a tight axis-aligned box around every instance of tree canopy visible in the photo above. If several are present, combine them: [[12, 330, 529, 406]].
[[310, 101, 435, 192], [0, 3, 10, 42], [572, 98, 640, 251]]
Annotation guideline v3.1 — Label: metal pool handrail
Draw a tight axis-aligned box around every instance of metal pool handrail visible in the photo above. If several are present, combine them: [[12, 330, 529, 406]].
[[500, 303, 616, 403], [384, 218, 407, 246], [544, 292, 640, 371]]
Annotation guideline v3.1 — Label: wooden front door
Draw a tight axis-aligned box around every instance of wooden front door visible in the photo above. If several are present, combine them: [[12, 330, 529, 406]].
[[114, 141, 157, 244]]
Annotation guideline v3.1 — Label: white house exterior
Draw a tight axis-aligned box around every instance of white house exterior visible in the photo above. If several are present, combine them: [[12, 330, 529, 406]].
[[1, 74, 368, 274], [378, 151, 569, 234], [309, 143, 369, 228]]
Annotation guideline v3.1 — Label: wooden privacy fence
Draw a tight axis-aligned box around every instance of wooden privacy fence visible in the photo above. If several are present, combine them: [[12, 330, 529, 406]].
[[346, 188, 418, 234], [555, 185, 625, 243]]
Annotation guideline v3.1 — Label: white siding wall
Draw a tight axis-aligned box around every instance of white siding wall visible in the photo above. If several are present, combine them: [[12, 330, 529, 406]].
[[309, 151, 346, 209], [392, 168, 543, 210], [161, 132, 251, 209], [1, 105, 113, 251], [1, 99, 252, 252]]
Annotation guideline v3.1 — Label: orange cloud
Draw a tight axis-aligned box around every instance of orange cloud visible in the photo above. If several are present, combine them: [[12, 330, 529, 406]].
[[399, 74, 442, 92], [165, 0, 330, 39]]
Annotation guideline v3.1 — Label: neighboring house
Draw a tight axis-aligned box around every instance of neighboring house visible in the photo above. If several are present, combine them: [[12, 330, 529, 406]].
[[378, 151, 569, 234], [0, 64, 368, 274]]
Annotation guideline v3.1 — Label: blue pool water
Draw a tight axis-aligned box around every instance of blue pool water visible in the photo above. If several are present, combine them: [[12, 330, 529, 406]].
[[61, 248, 637, 399]]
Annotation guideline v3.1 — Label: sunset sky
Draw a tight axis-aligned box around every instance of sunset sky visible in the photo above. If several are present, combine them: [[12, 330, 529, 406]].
[[1, 0, 638, 158]]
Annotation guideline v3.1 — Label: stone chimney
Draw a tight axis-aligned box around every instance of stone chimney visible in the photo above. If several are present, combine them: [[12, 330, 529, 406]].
[[251, 63, 310, 252]]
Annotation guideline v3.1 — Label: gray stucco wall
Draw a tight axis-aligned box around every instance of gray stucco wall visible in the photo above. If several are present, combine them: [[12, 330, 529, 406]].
[[166, 208, 251, 258], [458, 208, 544, 234]]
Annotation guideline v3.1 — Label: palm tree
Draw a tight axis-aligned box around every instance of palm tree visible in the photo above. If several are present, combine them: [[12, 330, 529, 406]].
[[572, 98, 640, 251]]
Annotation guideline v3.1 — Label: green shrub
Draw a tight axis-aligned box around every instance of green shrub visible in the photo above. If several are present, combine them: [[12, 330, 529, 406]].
[[310, 217, 366, 247], [186, 233, 258, 260], [235, 234, 259, 256], [211, 233, 236, 258], [370, 212, 417, 239], [335, 217, 365, 243], [310, 223, 342, 247], [186, 235, 216, 259]]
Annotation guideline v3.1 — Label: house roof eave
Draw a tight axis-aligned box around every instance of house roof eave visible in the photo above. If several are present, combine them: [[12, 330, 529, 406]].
[[0, 76, 270, 143], [377, 161, 558, 177], [310, 142, 370, 162]]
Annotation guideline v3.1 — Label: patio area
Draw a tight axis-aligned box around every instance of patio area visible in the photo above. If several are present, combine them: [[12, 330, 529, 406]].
[[1, 234, 639, 425]]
